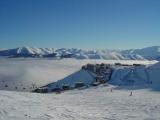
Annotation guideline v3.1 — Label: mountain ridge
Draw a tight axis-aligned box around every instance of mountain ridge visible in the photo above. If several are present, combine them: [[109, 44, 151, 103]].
[[0, 46, 160, 60]]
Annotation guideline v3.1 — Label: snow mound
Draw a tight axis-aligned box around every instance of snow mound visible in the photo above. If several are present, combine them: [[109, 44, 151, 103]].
[[146, 62, 160, 90], [109, 62, 160, 91], [47, 70, 95, 90], [109, 66, 150, 85]]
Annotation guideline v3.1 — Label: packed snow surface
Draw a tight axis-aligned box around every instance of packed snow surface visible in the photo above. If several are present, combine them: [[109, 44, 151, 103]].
[[0, 86, 160, 120]]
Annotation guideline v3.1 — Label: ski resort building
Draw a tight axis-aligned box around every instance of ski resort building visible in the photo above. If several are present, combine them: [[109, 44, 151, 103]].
[[34, 63, 147, 93]]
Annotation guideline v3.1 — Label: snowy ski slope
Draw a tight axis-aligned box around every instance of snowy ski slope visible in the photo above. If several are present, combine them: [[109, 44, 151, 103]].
[[0, 85, 160, 120]]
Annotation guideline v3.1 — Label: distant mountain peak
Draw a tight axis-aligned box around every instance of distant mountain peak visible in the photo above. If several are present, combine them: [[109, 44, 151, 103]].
[[0, 46, 159, 60]]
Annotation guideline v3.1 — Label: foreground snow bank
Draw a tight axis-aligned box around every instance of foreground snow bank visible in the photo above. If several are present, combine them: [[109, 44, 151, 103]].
[[0, 86, 160, 120]]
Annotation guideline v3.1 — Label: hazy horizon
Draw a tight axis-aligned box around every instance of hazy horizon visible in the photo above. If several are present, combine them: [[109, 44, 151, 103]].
[[1, 45, 160, 51]]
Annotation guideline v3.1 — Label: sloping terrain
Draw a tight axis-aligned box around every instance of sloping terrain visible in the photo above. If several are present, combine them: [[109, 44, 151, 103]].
[[0, 59, 156, 92], [110, 66, 150, 85], [122, 46, 160, 60], [46, 70, 96, 91], [147, 62, 160, 91], [0, 60, 160, 120], [108, 62, 160, 91], [0, 86, 160, 120]]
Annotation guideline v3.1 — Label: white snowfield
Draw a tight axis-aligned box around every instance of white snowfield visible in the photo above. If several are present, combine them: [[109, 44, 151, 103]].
[[0, 86, 160, 120]]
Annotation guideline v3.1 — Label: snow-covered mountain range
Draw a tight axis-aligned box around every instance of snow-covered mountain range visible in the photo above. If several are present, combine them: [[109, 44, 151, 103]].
[[0, 46, 160, 60]]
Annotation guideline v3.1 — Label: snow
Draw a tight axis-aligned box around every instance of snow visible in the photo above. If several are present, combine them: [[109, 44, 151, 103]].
[[145, 62, 160, 91], [122, 46, 160, 60], [108, 61, 160, 91], [47, 70, 95, 90], [16, 47, 55, 55], [0, 46, 160, 60], [109, 66, 150, 85], [0, 86, 160, 120], [0, 58, 156, 92], [0, 59, 82, 91], [0, 59, 160, 120]]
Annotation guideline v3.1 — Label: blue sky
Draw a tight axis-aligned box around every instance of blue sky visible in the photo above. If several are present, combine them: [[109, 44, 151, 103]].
[[0, 0, 160, 49]]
